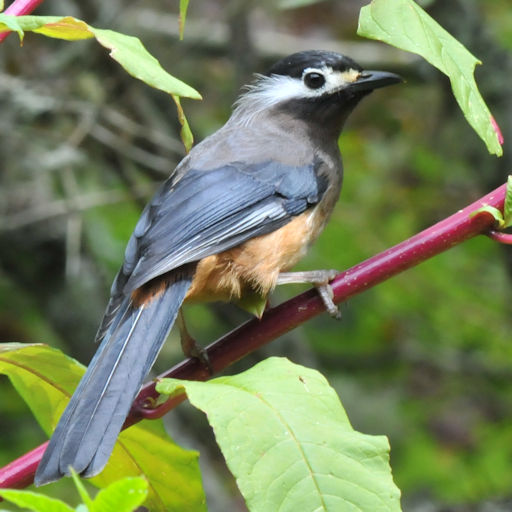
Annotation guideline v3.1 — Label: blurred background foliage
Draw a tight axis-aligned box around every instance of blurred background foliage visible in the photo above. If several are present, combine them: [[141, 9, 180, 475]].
[[1, 0, 512, 510]]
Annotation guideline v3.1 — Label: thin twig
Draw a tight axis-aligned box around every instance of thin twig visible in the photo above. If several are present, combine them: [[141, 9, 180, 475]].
[[89, 124, 173, 176], [487, 230, 512, 244], [0, 186, 151, 231], [101, 106, 184, 156]]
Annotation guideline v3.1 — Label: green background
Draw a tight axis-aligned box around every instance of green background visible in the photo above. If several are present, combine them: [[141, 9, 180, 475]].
[[1, 0, 512, 510]]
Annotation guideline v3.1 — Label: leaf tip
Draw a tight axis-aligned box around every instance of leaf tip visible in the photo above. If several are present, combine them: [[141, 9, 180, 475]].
[[490, 115, 504, 146]]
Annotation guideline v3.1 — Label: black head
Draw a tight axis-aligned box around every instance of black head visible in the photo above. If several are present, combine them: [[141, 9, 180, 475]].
[[266, 50, 363, 79], [238, 50, 402, 137]]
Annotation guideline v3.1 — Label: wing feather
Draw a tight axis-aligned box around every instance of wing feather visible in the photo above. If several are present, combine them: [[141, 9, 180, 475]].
[[95, 159, 327, 342], [124, 160, 327, 292]]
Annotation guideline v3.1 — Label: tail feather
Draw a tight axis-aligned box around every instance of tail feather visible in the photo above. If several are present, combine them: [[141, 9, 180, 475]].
[[35, 269, 193, 486]]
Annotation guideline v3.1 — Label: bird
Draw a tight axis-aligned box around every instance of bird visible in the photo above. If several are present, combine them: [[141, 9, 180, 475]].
[[34, 50, 401, 485]]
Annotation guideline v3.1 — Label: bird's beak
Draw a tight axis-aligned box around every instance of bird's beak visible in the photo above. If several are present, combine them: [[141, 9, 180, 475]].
[[349, 70, 403, 92]]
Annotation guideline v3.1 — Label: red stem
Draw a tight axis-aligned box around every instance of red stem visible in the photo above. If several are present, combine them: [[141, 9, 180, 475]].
[[132, 183, 503, 420], [0, 0, 45, 42], [0, 443, 47, 489], [487, 229, 512, 244], [0, 182, 506, 489]]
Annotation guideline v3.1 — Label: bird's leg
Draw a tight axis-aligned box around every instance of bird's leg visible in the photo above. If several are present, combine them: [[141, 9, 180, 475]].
[[177, 309, 213, 373], [276, 270, 341, 319]]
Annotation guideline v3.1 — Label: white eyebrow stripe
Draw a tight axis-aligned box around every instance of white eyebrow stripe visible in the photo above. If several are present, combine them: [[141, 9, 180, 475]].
[[302, 66, 326, 76]]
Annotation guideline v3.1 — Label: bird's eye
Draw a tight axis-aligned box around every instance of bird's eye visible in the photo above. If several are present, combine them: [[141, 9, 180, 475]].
[[303, 72, 326, 89]]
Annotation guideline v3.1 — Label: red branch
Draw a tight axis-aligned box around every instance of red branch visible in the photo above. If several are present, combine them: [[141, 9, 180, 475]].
[[0, 182, 506, 490], [0, 0, 45, 42]]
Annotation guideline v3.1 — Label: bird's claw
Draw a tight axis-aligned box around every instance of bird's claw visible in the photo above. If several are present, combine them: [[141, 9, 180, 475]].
[[185, 342, 213, 375], [276, 269, 341, 319], [315, 280, 341, 320]]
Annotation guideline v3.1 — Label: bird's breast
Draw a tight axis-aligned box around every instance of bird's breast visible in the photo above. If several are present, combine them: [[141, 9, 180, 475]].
[[184, 202, 333, 304]]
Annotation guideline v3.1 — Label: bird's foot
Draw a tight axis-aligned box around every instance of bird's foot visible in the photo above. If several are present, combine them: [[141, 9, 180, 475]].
[[277, 269, 341, 319], [178, 310, 213, 374], [182, 336, 213, 374]]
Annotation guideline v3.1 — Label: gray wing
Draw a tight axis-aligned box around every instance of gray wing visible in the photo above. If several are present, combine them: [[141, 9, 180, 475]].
[[96, 159, 327, 342]]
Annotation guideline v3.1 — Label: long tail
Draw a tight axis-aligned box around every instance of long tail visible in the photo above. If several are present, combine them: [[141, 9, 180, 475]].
[[34, 269, 193, 486]]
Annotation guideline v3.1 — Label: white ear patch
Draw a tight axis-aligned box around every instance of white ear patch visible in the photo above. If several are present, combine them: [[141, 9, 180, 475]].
[[235, 66, 362, 114]]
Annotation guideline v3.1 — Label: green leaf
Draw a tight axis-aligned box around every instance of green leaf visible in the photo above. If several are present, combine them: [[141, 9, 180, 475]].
[[90, 28, 200, 100], [0, 15, 199, 99], [0, 14, 201, 150], [157, 357, 402, 512], [235, 290, 268, 318], [173, 95, 194, 152], [0, 15, 94, 40], [358, 0, 503, 156], [469, 178, 512, 229], [0, 489, 74, 512], [0, 475, 147, 512], [91, 477, 148, 512], [0, 12, 23, 38], [469, 205, 504, 228], [0, 343, 205, 512], [179, 0, 189, 40], [91, 421, 206, 512], [504, 175, 512, 228], [0, 343, 84, 437], [0, 343, 206, 512]]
